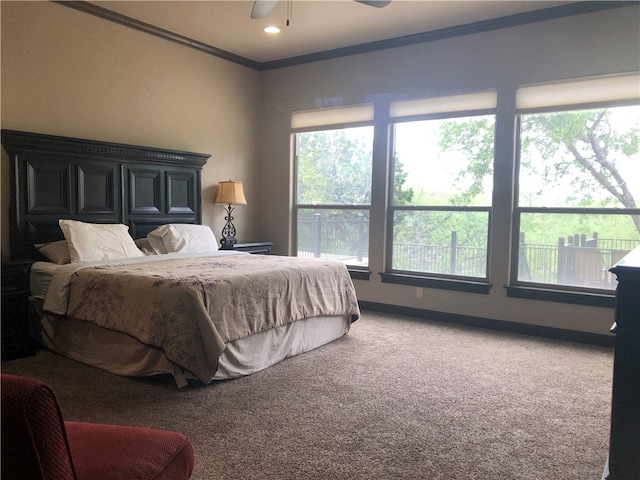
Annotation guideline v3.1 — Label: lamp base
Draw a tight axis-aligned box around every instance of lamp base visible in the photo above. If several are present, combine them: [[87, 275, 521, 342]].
[[219, 204, 238, 246]]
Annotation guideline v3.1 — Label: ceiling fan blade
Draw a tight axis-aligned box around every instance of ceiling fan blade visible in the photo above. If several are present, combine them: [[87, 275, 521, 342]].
[[251, 0, 279, 19], [354, 0, 391, 8]]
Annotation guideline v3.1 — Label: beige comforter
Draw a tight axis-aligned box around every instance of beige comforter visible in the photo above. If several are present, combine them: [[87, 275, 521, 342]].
[[43, 252, 360, 383]]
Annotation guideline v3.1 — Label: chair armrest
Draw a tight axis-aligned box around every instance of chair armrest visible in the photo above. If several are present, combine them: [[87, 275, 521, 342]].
[[1, 374, 77, 480]]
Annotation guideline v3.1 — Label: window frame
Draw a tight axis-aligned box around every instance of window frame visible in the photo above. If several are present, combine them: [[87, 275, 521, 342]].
[[508, 99, 640, 303], [292, 119, 375, 274], [384, 107, 497, 290]]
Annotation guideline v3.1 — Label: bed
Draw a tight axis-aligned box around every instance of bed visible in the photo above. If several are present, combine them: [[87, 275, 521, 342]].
[[2, 130, 360, 387]]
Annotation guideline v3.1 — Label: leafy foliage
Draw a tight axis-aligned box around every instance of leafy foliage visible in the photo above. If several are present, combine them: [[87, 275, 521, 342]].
[[296, 128, 373, 205], [439, 106, 640, 235], [297, 126, 415, 206], [393, 157, 415, 205], [521, 109, 638, 211], [393, 210, 489, 247], [438, 117, 496, 205]]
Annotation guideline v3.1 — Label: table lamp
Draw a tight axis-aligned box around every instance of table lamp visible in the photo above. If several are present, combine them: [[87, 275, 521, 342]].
[[214, 180, 247, 246]]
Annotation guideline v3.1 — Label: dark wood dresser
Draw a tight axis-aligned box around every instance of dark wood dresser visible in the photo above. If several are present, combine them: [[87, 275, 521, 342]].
[[604, 246, 640, 480]]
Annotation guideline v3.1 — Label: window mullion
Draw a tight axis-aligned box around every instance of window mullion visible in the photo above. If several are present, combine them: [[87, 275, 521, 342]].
[[370, 96, 392, 277]]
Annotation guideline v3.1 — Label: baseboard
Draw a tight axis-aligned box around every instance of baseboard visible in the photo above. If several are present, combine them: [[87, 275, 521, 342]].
[[358, 301, 614, 347]]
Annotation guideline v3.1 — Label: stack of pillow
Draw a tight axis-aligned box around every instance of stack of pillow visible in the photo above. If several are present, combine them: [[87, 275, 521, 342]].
[[35, 220, 219, 265]]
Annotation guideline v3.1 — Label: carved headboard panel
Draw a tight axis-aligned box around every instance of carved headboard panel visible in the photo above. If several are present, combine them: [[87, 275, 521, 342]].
[[1, 130, 210, 260]]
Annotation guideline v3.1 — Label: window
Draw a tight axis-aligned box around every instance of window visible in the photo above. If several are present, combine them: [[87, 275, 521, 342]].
[[293, 105, 374, 269], [387, 92, 497, 283], [514, 74, 640, 292]]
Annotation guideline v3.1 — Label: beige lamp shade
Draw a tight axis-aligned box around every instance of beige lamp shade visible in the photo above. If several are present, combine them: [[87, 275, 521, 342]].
[[214, 180, 247, 205]]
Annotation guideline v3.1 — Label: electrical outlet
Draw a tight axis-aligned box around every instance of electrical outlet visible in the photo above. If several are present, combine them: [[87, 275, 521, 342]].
[[415, 287, 424, 299]]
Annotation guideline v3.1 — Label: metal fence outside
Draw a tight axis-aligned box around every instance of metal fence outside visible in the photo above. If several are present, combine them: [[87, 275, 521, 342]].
[[392, 235, 487, 277], [298, 213, 639, 287], [519, 232, 639, 288], [298, 213, 369, 263]]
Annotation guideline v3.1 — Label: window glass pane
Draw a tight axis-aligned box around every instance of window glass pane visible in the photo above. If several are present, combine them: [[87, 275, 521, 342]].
[[393, 115, 495, 207], [519, 105, 640, 208], [297, 209, 369, 268], [296, 127, 373, 205], [518, 212, 640, 289], [392, 210, 489, 278]]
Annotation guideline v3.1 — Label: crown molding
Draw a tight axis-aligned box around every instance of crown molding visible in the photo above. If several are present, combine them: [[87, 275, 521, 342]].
[[54, 1, 637, 72], [53, 1, 262, 70]]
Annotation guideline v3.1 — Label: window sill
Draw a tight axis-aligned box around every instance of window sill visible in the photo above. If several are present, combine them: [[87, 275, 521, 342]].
[[348, 269, 371, 281], [380, 272, 491, 294], [505, 285, 615, 308]]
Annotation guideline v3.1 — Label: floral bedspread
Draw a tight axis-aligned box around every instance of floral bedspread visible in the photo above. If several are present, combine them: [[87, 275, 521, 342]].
[[43, 253, 360, 383]]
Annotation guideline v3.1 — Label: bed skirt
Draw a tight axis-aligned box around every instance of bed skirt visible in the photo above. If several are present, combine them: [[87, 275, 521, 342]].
[[30, 297, 351, 387]]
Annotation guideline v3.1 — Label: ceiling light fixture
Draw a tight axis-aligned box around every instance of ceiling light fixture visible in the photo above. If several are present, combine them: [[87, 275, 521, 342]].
[[264, 26, 280, 34]]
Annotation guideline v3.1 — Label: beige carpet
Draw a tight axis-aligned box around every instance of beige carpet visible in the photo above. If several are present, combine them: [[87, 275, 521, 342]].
[[1, 311, 613, 480]]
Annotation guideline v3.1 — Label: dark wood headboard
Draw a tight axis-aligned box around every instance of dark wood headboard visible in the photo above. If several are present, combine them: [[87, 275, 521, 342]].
[[1, 130, 210, 260]]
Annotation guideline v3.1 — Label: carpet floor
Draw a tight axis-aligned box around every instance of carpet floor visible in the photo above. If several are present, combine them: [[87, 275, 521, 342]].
[[1, 311, 613, 480]]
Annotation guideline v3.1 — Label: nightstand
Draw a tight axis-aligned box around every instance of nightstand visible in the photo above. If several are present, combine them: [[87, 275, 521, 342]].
[[220, 241, 274, 255], [2, 259, 37, 360]]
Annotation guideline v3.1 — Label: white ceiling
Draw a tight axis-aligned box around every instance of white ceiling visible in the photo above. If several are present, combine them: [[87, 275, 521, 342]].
[[89, 1, 575, 66]]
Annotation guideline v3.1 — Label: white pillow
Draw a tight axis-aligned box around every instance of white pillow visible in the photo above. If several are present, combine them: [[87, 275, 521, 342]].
[[146, 229, 168, 254], [147, 224, 218, 254], [59, 220, 145, 263], [35, 240, 71, 264]]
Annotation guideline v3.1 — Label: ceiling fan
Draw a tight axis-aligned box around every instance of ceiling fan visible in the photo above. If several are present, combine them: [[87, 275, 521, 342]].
[[251, 0, 391, 20]]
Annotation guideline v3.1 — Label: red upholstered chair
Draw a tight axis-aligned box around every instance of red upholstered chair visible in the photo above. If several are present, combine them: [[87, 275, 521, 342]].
[[1, 373, 195, 480]]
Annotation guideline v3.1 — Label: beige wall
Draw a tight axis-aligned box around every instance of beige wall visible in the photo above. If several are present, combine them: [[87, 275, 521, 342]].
[[257, 5, 640, 335], [1, 1, 262, 258]]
